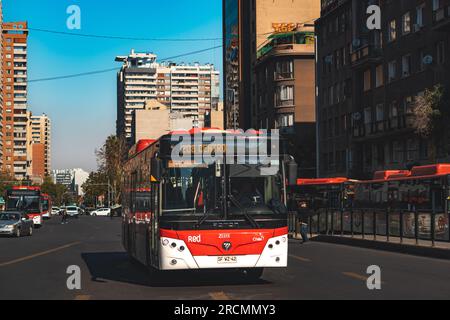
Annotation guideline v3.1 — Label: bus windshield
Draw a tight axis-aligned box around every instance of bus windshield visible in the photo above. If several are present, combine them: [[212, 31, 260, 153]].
[[163, 165, 221, 215], [43, 199, 49, 211], [162, 163, 283, 216], [7, 196, 40, 212]]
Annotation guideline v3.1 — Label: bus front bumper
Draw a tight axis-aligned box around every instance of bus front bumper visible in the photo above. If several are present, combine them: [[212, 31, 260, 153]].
[[159, 234, 288, 271]]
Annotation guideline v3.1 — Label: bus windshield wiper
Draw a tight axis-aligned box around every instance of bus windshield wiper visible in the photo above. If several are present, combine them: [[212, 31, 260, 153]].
[[228, 195, 260, 229], [196, 208, 214, 228]]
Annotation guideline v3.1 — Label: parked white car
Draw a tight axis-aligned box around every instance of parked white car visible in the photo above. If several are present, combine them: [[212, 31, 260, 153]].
[[52, 207, 61, 216], [91, 208, 111, 217]]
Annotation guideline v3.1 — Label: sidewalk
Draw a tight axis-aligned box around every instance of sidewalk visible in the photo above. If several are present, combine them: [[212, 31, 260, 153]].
[[307, 233, 450, 260]]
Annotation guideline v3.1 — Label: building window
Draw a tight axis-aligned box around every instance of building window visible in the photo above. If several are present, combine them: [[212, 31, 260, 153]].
[[275, 85, 294, 107], [433, 0, 440, 11], [437, 41, 445, 64], [418, 49, 426, 71], [363, 69, 371, 92], [416, 4, 425, 27], [402, 54, 411, 77], [388, 61, 397, 82], [375, 65, 384, 87], [388, 19, 397, 42], [364, 107, 372, 125], [376, 104, 384, 122], [275, 113, 294, 128], [402, 12, 411, 34], [274, 60, 293, 80]]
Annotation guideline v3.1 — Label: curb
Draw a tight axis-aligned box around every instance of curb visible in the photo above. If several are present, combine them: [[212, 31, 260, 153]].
[[311, 235, 450, 260]]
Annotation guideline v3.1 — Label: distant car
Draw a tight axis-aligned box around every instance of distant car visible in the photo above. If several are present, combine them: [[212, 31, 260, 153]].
[[52, 207, 61, 216], [66, 206, 79, 218], [0, 211, 33, 237], [91, 208, 111, 217], [77, 207, 85, 216]]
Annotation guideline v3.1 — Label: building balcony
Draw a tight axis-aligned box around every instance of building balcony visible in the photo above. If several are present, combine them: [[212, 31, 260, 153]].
[[432, 6, 450, 31], [352, 115, 415, 140], [351, 44, 383, 68]]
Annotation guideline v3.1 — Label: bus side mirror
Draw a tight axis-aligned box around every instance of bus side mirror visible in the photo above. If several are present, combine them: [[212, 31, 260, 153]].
[[151, 158, 162, 182], [286, 159, 298, 186]]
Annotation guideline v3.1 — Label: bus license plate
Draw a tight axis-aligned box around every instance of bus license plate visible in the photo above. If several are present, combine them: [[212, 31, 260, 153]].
[[217, 256, 237, 264]]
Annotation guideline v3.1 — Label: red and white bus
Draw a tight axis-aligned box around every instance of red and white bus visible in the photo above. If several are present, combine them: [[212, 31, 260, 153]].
[[6, 186, 43, 227], [41, 193, 52, 220], [122, 129, 296, 279], [292, 164, 450, 241], [353, 164, 450, 240]]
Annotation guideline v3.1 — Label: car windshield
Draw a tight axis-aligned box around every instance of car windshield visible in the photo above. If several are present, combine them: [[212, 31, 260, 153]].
[[67, 207, 77, 211], [0, 213, 21, 221]]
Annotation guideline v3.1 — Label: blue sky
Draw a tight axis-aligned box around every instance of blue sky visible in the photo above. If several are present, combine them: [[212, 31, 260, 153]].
[[4, 0, 223, 172]]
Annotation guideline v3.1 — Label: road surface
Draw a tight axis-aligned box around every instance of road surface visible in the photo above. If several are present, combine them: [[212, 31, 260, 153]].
[[1, 216, 450, 300]]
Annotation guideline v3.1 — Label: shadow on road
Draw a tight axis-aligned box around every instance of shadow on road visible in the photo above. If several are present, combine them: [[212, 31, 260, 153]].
[[81, 252, 271, 288]]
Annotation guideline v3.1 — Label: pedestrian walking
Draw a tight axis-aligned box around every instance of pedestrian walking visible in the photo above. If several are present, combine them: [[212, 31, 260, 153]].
[[61, 207, 68, 225], [299, 218, 309, 243]]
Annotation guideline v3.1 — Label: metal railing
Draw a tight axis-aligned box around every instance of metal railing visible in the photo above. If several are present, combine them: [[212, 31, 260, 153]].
[[289, 208, 450, 247]]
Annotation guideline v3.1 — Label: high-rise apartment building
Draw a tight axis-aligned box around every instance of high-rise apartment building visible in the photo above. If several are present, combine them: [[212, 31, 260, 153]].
[[0, 2, 3, 168], [115, 50, 220, 145], [30, 113, 51, 176], [316, 0, 450, 179], [223, 0, 320, 130], [2, 22, 29, 180], [223, 0, 320, 176]]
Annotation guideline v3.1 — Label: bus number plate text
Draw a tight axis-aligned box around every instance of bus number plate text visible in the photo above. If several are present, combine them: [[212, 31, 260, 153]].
[[217, 256, 237, 264]]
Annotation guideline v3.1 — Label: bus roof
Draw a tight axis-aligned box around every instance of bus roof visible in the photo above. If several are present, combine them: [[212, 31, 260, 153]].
[[296, 178, 349, 186], [364, 164, 450, 183], [12, 186, 41, 191], [128, 139, 157, 158], [129, 128, 274, 160]]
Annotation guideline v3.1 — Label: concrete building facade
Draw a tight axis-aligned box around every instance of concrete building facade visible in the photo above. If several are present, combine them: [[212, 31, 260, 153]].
[[316, 0, 450, 179], [116, 50, 220, 145], [2, 22, 28, 180], [30, 113, 51, 176], [132, 100, 201, 143], [51, 168, 89, 196], [223, 0, 320, 130]]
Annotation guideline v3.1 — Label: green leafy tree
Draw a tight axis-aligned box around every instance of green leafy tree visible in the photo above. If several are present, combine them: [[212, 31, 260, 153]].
[[0, 172, 16, 198], [411, 84, 449, 161], [95, 135, 127, 205], [40, 176, 70, 206], [82, 171, 109, 207]]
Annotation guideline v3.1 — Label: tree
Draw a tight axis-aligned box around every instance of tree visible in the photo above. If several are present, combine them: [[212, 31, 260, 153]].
[[82, 171, 109, 207], [95, 135, 127, 205], [411, 84, 449, 161], [41, 176, 70, 206], [0, 172, 16, 197]]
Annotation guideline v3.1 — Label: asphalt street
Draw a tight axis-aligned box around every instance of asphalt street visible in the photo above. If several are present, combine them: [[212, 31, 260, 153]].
[[1, 216, 450, 300]]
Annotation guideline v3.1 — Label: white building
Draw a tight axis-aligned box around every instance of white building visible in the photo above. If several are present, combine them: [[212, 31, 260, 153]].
[[51, 168, 89, 196], [115, 49, 220, 145]]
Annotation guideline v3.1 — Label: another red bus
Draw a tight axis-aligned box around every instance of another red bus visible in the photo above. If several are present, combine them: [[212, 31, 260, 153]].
[[41, 193, 52, 220], [353, 164, 450, 240], [293, 164, 450, 241], [6, 186, 43, 228], [122, 129, 296, 279]]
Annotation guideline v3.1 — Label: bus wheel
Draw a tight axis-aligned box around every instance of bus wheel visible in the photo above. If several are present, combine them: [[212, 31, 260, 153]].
[[242, 268, 264, 280]]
